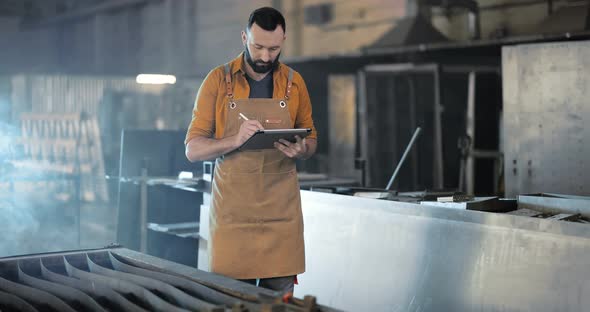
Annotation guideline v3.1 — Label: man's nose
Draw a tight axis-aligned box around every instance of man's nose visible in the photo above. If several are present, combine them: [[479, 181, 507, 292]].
[[260, 49, 270, 62]]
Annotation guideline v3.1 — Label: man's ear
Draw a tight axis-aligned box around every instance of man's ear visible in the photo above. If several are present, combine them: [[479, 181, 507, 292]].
[[241, 30, 247, 45]]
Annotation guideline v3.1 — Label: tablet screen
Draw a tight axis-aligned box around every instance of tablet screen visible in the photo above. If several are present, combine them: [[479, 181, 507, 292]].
[[239, 128, 311, 150]]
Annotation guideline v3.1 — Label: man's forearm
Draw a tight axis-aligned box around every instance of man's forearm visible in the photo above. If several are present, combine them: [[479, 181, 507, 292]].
[[186, 135, 238, 162]]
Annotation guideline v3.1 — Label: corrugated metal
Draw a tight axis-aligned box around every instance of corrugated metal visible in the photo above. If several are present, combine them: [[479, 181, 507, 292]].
[[12, 75, 172, 115], [0, 247, 336, 312]]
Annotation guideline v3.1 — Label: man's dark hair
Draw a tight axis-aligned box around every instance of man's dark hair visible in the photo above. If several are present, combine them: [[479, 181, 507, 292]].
[[247, 7, 286, 33]]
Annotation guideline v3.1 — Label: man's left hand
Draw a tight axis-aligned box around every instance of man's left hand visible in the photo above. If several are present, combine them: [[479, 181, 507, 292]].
[[274, 135, 308, 159]]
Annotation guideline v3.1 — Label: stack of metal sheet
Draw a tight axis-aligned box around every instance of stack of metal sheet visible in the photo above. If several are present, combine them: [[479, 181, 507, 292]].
[[0, 246, 338, 312]]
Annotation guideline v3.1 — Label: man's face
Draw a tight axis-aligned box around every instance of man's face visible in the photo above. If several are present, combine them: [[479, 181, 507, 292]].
[[242, 23, 285, 74]]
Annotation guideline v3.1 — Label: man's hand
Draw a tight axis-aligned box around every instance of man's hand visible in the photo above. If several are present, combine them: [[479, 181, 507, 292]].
[[234, 120, 264, 148], [274, 135, 309, 159]]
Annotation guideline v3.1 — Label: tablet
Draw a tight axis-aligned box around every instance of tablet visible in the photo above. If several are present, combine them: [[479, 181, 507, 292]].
[[239, 128, 311, 150]]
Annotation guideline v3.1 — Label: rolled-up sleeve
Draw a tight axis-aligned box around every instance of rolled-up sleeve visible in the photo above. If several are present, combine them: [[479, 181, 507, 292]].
[[293, 73, 317, 140], [185, 69, 220, 144]]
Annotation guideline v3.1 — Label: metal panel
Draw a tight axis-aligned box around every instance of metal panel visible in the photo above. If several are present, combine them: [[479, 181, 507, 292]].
[[39, 257, 147, 312], [85, 253, 218, 311], [0, 274, 77, 312], [503, 41, 590, 197], [295, 190, 590, 312], [518, 194, 590, 218], [0, 290, 38, 312], [63, 255, 189, 312], [328, 75, 357, 178], [17, 260, 106, 312], [0, 247, 340, 311], [108, 252, 247, 307]]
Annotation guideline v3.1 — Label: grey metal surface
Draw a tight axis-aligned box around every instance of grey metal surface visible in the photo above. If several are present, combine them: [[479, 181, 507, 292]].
[[0, 274, 77, 312], [64, 255, 190, 312], [86, 253, 218, 311], [108, 252, 244, 307], [518, 194, 590, 218], [0, 290, 38, 312], [502, 40, 590, 197], [432, 65, 444, 188], [0, 246, 345, 311], [294, 190, 590, 312], [39, 257, 147, 312], [17, 260, 107, 312], [328, 75, 357, 179]]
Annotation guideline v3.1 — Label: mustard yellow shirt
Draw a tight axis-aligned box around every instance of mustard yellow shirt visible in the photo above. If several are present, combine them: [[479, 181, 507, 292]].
[[185, 53, 317, 144]]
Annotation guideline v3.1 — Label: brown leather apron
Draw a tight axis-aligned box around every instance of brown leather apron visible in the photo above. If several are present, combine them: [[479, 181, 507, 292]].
[[208, 64, 305, 279]]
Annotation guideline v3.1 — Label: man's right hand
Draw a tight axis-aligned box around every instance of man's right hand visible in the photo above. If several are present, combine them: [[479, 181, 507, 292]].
[[234, 119, 264, 148]]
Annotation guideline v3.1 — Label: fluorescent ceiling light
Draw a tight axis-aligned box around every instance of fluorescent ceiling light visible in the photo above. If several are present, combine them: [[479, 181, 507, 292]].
[[136, 74, 176, 84]]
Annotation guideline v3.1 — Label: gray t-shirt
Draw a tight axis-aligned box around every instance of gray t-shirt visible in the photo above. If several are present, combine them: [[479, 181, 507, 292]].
[[246, 72, 274, 99]]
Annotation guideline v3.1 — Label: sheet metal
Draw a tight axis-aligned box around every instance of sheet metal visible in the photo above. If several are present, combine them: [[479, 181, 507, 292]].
[[39, 257, 147, 312], [0, 247, 340, 312], [86, 253, 223, 311], [63, 255, 190, 312], [108, 252, 248, 308], [295, 190, 590, 312], [111, 249, 277, 303], [0, 274, 76, 312], [17, 260, 106, 312], [0, 290, 38, 312]]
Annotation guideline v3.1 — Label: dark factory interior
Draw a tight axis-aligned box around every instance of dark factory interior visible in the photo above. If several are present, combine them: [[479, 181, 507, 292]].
[[1, 1, 590, 311]]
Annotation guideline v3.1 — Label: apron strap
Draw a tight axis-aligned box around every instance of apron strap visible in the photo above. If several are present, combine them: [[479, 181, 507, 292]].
[[224, 63, 233, 99], [285, 68, 293, 100]]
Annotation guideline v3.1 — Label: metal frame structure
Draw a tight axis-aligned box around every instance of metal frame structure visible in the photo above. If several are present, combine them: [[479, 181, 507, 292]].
[[358, 63, 500, 191]]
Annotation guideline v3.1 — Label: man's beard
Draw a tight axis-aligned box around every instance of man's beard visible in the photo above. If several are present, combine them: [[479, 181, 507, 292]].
[[244, 46, 280, 74]]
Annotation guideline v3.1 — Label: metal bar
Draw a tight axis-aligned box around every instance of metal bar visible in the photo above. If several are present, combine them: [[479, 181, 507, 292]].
[[441, 65, 500, 74], [108, 252, 248, 308], [386, 127, 422, 190], [0, 290, 38, 312], [433, 65, 444, 189], [40, 257, 147, 312], [0, 275, 77, 312], [518, 195, 590, 218], [63, 255, 189, 312], [470, 149, 503, 158], [86, 254, 222, 311], [357, 70, 369, 187], [365, 63, 438, 73], [407, 77, 419, 190], [17, 260, 106, 312], [387, 76, 398, 189], [139, 162, 148, 253], [466, 71, 476, 195]]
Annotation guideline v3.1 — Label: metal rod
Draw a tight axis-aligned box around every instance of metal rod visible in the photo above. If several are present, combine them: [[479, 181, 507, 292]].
[[357, 70, 369, 187], [386, 127, 422, 191], [407, 77, 419, 190], [466, 71, 476, 195], [139, 163, 148, 254], [433, 66, 444, 189]]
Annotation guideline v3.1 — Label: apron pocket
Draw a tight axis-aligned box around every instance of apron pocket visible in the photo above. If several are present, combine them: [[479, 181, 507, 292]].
[[213, 170, 300, 225]]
